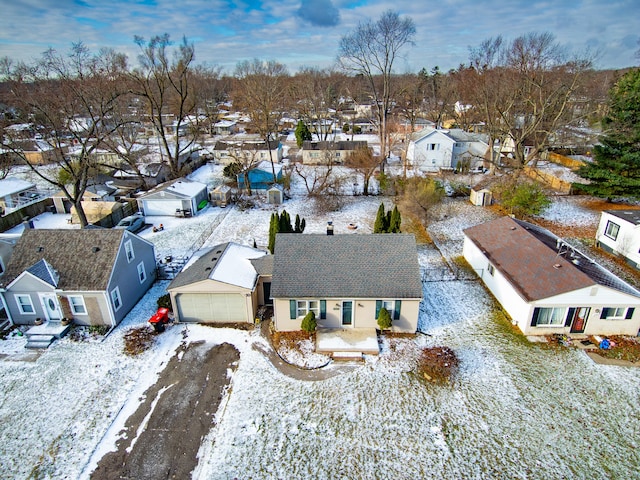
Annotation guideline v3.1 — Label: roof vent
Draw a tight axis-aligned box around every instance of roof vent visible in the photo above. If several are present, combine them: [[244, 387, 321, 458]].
[[37, 246, 44, 252], [510, 226, 516, 230], [553, 263, 562, 269], [212, 257, 218, 261], [205, 267, 212, 271], [92, 246, 100, 253]]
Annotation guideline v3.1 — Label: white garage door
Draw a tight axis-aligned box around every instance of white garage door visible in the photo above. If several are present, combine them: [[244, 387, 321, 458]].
[[143, 200, 183, 216], [176, 293, 248, 323]]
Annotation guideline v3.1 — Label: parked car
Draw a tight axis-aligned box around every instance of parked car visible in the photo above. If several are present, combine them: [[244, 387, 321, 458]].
[[115, 214, 145, 232]]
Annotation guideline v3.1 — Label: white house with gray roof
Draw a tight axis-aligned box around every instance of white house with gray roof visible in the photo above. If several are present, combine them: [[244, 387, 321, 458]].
[[271, 233, 423, 332], [596, 210, 640, 271]]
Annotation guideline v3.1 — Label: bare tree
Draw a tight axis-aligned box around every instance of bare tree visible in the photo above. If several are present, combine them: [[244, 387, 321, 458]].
[[225, 145, 263, 196], [469, 32, 592, 168], [130, 34, 201, 179], [233, 59, 288, 180], [338, 10, 416, 168], [1, 44, 130, 226], [290, 68, 346, 141], [345, 145, 378, 195]]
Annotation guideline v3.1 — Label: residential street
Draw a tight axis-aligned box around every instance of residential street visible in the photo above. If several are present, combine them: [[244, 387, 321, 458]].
[[90, 341, 239, 480]]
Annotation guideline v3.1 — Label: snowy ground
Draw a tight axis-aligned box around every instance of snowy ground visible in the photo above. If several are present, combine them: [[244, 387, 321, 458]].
[[1, 164, 640, 479]]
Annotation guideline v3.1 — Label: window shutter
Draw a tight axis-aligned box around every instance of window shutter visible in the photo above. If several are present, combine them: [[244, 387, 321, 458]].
[[531, 308, 540, 327], [625, 308, 635, 320], [289, 300, 296, 319], [376, 300, 382, 319], [600, 308, 608, 319], [565, 308, 575, 327], [320, 300, 326, 320], [393, 300, 402, 320]]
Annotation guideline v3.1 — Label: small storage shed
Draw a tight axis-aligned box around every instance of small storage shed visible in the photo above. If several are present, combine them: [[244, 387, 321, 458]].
[[470, 187, 493, 206], [210, 185, 232, 207], [137, 178, 208, 216], [267, 185, 284, 205]]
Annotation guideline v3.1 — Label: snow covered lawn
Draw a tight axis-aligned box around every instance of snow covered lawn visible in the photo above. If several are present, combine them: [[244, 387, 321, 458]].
[[1, 165, 640, 479]]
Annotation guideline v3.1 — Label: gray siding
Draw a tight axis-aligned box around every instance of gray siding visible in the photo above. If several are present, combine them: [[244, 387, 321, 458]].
[[108, 232, 157, 325]]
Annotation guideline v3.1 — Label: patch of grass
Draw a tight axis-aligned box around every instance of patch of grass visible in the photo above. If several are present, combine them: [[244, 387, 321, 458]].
[[450, 255, 476, 276], [123, 326, 155, 356], [416, 346, 459, 384], [401, 214, 433, 244]]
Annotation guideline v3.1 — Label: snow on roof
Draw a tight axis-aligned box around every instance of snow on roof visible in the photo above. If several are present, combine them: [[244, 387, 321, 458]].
[[166, 178, 207, 196], [256, 161, 283, 175], [214, 120, 237, 127], [212, 243, 266, 289], [0, 178, 36, 196]]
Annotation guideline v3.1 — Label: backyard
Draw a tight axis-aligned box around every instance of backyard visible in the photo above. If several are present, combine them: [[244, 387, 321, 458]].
[[0, 164, 639, 479]]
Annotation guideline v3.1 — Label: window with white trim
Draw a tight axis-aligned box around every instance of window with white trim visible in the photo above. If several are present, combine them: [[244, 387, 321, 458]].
[[532, 307, 566, 326], [297, 300, 320, 318], [15, 294, 35, 314], [487, 263, 495, 276], [124, 240, 134, 262], [137, 262, 147, 284], [111, 287, 122, 311], [68, 295, 87, 315], [604, 221, 620, 241]]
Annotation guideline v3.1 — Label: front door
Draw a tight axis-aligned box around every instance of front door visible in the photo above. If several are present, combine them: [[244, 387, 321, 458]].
[[569, 307, 590, 333], [341, 301, 353, 327], [263, 282, 272, 306], [40, 293, 62, 321]]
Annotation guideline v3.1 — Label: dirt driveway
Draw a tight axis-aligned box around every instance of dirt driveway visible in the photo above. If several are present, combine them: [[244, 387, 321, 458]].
[[91, 340, 239, 480]]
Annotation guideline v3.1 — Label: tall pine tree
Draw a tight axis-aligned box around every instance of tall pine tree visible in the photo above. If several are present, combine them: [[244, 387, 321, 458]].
[[374, 203, 388, 233], [389, 205, 402, 233], [577, 68, 640, 199]]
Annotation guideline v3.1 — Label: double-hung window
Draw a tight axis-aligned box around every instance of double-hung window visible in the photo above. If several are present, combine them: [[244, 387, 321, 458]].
[[290, 300, 326, 320], [124, 240, 135, 263], [376, 300, 402, 321], [68, 295, 87, 315], [604, 221, 620, 241], [111, 287, 122, 311], [137, 262, 147, 284], [15, 294, 35, 314]]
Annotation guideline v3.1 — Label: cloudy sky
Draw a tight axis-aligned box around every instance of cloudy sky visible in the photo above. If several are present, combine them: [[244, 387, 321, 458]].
[[1, 0, 638, 73]]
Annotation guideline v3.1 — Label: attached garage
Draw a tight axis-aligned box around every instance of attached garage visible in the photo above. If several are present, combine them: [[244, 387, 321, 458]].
[[175, 292, 248, 323], [167, 242, 270, 325]]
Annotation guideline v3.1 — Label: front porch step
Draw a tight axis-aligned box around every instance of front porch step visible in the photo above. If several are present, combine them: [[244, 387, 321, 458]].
[[331, 351, 364, 361], [0, 318, 11, 332], [25, 335, 56, 349]]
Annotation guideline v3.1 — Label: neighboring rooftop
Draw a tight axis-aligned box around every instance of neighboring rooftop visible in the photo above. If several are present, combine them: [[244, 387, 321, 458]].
[[0, 229, 128, 290], [605, 210, 640, 226], [463, 216, 640, 301]]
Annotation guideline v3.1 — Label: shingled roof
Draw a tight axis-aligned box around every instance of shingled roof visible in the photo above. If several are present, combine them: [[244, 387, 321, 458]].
[[168, 242, 266, 290], [271, 234, 422, 299], [463, 216, 640, 301], [0, 229, 127, 290], [605, 210, 640, 226]]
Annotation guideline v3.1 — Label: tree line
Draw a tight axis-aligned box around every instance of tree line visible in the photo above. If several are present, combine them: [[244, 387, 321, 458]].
[[0, 10, 635, 227]]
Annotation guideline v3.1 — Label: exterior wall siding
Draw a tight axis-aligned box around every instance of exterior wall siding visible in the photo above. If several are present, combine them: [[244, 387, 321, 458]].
[[464, 236, 640, 336], [596, 212, 640, 270], [274, 297, 420, 333]]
